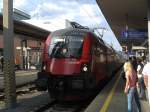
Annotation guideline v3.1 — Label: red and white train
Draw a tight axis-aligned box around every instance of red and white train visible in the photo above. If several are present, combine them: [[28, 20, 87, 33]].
[[36, 28, 124, 100]]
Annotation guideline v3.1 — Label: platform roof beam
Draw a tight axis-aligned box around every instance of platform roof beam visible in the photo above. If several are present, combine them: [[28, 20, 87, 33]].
[[96, 0, 150, 59]]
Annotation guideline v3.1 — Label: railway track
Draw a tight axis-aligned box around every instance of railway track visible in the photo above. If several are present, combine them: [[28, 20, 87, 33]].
[[0, 70, 117, 111], [0, 82, 37, 101], [29, 97, 94, 112], [30, 72, 114, 112]]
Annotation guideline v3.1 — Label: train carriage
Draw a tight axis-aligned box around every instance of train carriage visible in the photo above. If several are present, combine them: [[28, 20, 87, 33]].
[[36, 28, 123, 100]]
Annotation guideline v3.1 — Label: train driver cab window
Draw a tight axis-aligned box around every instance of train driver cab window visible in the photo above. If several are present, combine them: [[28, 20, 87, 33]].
[[48, 34, 84, 58]]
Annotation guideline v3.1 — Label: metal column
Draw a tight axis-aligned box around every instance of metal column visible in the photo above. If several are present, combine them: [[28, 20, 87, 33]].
[[148, 0, 150, 61], [3, 0, 16, 108], [21, 40, 28, 70]]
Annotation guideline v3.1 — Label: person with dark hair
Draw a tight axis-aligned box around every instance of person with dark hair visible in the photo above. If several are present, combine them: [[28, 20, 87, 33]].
[[132, 56, 138, 72], [128, 57, 132, 62], [137, 58, 145, 99]]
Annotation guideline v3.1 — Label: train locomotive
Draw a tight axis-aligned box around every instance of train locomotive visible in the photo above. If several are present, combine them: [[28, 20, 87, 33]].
[[36, 27, 123, 100]]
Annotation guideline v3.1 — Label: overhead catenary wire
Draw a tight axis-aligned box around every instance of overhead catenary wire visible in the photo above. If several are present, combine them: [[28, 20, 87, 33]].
[[75, 0, 106, 38], [14, 0, 95, 30]]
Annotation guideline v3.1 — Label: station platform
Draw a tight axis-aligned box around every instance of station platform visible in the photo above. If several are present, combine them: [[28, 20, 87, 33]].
[[0, 70, 38, 89], [0, 70, 38, 76], [84, 70, 150, 112]]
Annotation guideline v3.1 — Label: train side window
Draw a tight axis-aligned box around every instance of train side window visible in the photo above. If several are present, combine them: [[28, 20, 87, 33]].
[[90, 46, 93, 55], [96, 47, 100, 56], [107, 49, 112, 62], [93, 44, 98, 56], [99, 46, 106, 62]]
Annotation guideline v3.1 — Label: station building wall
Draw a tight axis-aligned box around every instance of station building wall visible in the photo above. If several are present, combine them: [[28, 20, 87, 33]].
[[0, 30, 45, 69]]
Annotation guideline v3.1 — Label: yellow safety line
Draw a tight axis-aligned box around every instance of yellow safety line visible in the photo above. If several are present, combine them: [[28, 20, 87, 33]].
[[99, 73, 121, 112]]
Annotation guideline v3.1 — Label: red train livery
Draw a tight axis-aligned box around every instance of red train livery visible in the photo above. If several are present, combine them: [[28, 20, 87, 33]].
[[36, 28, 123, 100]]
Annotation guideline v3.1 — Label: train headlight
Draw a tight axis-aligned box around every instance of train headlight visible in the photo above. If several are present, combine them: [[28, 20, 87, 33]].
[[41, 61, 46, 71], [43, 65, 46, 70], [81, 63, 89, 72], [83, 66, 88, 72]]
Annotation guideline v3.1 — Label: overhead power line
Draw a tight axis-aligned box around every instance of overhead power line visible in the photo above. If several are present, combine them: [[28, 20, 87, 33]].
[[75, 0, 107, 38]]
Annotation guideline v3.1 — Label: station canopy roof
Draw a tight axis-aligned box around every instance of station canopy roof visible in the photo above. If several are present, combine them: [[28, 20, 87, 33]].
[[96, 0, 147, 46], [0, 14, 50, 40]]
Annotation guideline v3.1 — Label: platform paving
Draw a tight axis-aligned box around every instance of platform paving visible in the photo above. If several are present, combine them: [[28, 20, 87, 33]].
[[0, 92, 50, 112], [0, 70, 38, 76], [84, 71, 150, 112], [0, 70, 38, 89]]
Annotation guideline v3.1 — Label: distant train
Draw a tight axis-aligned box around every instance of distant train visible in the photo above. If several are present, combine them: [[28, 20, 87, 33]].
[[36, 28, 125, 100]]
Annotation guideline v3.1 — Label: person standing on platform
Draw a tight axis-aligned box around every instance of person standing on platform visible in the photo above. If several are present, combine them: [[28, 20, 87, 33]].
[[142, 62, 150, 105], [132, 56, 138, 73], [137, 58, 145, 99], [124, 61, 141, 112]]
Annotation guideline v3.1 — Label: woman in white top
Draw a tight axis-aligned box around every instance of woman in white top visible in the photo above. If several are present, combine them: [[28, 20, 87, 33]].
[[142, 62, 150, 105]]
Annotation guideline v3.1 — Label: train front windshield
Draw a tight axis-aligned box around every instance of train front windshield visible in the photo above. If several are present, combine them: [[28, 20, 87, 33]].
[[48, 34, 84, 58]]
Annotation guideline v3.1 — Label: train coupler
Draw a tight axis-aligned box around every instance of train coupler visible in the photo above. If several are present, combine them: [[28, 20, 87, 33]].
[[35, 71, 49, 91]]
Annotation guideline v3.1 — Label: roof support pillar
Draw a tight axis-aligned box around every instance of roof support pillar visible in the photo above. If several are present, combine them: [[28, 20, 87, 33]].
[[147, 0, 150, 61], [3, 0, 16, 108]]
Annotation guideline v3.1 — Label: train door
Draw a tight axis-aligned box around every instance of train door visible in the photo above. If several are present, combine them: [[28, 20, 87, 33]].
[[106, 48, 114, 77], [91, 40, 107, 82], [98, 44, 107, 80], [90, 42, 97, 76]]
